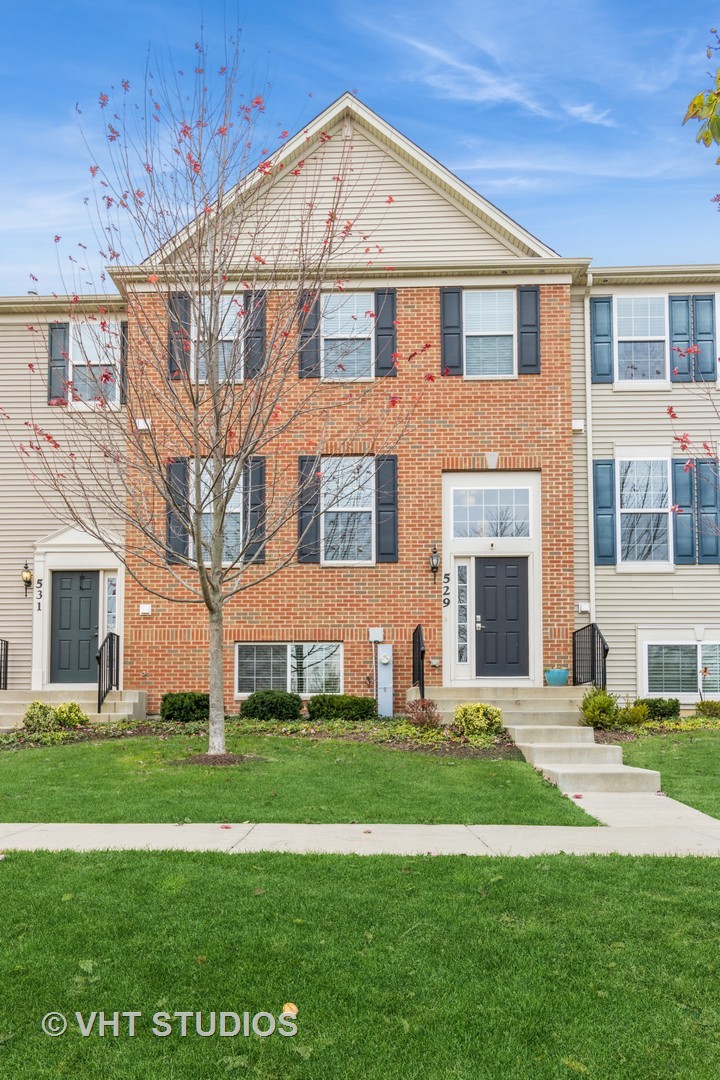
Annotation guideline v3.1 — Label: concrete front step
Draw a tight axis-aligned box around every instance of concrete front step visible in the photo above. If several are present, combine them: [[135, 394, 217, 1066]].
[[0, 689, 147, 727], [0, 713, 137, 732], [541, 764, 661, 794], [504, 724, 596, 744], [521, 743, 623, 766], [420, 686, 585, 703]]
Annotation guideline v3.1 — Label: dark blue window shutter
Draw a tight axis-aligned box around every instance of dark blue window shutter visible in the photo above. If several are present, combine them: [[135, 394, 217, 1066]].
[[168, 293, 191, 380], [48, 322, 69, 403], [669, 296, 692, 382], [590, 297, 613, 383], [298, 293, 320, 379], [374, 288, 397, 377], [375, 455, 398, 563], [672, 458, 697, 564], [119, 320, 128, 405], [167, 458, 189, 564], [693, 295, 716, 382], [440, 288, 463, 376], [517, 286, 540, 374], [244, 292, 266, 378], [298, 456, 321, 562], [593, 460, 616, 565], [696, 458, 720, 563], [243, 456, 266, 562]]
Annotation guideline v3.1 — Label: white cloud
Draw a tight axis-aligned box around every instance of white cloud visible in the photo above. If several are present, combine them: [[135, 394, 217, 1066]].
[[563, 103, 616, 128]]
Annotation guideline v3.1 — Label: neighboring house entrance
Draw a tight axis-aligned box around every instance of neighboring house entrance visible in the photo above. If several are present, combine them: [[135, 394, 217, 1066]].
[[50, 571, 99, 683], [474, 557, 529, 676]]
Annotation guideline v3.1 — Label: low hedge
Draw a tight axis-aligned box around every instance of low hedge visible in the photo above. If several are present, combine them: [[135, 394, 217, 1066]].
[[634, 697, 681, 721], [239, 690, 302, 723], [306, 694, 378, 724], [160, 692, 210, 724]]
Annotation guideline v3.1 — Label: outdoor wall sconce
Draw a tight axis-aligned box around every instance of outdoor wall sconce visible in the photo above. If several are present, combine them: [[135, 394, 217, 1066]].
[[485, 451, 499, 470], [20, 561, 33, 597], [429, 545, 440, 579]]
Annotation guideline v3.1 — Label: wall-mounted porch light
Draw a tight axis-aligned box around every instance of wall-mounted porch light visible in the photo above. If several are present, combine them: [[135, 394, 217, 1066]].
[[429, 545, 440, 579], [20, 561, 33, 597]]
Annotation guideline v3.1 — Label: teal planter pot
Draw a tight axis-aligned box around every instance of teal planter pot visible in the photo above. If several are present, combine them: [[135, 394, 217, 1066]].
[[545, 668, 569, 687]]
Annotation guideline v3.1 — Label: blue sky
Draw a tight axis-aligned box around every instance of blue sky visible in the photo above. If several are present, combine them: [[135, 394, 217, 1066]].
[[1, 0, 719, 294]]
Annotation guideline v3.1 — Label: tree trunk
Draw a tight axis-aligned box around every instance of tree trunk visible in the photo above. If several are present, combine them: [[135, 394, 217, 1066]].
[[207, 603, 226, 755]]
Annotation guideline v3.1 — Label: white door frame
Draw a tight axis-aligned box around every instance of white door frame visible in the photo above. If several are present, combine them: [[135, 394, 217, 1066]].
[[31, 526, 124, 691], [441, 471, 543, 687]]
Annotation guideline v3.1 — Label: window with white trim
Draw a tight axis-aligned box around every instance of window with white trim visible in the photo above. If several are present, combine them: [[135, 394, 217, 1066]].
[[196, 295, 244, 382], [615, 296, 666, 382], [452, 487, 530, 538], [618, 459, 671, 563], [236, 642, 342, 695], [456, 563, 469, 664], [647, 642, 720, 695], [464, 290, 515, 377], [321, 456, 374, 563], [322, 292, 374, 379], [194, 459, 243, 564], [70, 320, 121, 404]]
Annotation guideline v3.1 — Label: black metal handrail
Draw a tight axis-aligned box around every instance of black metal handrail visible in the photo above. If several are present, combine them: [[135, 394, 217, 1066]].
[[412, 624, 426, 700], [573, 623, 609, 690], [0, 639, 7, 691], [96, 632, 120, 713]]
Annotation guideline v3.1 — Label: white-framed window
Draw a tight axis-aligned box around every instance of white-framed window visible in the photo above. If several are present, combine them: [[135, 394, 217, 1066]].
[[320, 456, 374, 563], [647, 642, 720, 696], [105, 574, 118, 634], [321, 292, 374, 380], [617, 459, 671, 563], [194, 458, 243, 565], [452, 487, 530, 538], [194, 295, 248, 382], [69, 319, 122, 404], [464, 290, 515, 378], [235, 642, 343, 695], [456, 562, 469, 664], [615, 296, 667, 382]]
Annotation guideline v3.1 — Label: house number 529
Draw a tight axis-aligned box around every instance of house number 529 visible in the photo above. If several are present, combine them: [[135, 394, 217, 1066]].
[[442, 572, 450, 607]]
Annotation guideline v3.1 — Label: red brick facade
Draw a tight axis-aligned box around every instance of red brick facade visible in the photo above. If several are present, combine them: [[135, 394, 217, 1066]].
[[123, 284, 574, 713]]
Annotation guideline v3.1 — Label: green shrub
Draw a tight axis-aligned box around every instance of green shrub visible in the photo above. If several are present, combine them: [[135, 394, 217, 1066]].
[[696, 699, 720, 718], [579, 686, 619, 729], [240, 690, 302, 723], [160, 692, 210, 724], [634, 697, 681, 721], [22, 701, 58, 734], [306, 694, 377, 724], [616, 701, 650, 727], [452, 702, 503, 737], [53, 702, 89, 729], [403, 698, 442, 730]]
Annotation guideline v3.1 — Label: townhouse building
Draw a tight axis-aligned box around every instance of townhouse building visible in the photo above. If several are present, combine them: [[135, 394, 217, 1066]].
[[1, 95, 718, 716]]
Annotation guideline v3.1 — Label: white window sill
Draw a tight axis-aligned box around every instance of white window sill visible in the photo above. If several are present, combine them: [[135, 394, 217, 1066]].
[[615, 563, 675, 574], [320, 559, 375, 568], [321, 376, 374, 383], [612, 381, 671, 392], [463, 374, 517, 381]]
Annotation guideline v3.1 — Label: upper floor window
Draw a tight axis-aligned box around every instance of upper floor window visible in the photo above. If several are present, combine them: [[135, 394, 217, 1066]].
[[616, 296, 666, 381], [196, 296, 243, 382], [320, 456, 375, 563], [321, 292, 375, 380], [168, 291, 266, 383], [464, 290, 515, 377], [618, 459, 670, 563], [194, 458, 243, 565], [48, 319, 124, 406]]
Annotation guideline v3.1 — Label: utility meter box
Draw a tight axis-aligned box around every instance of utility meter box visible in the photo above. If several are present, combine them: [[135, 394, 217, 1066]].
[[377, 643, 393, 717]]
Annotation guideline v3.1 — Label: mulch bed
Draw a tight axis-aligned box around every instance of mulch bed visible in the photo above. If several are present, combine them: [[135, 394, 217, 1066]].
[[171, 753, 267, 767]]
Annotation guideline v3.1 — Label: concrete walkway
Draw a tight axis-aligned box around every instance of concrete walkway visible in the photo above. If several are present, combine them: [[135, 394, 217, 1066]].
[[1, 793, 720, 856]]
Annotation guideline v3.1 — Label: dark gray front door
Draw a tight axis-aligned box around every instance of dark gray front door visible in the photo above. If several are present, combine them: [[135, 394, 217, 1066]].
[[50, 571, 99, 683], [475, 558, 529, 677]]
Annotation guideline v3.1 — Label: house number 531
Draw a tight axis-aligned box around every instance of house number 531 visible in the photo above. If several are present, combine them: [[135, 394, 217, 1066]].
[[442, 572, 450, 607]]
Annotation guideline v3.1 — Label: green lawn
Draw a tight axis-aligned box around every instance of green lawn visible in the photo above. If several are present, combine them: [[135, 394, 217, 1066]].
[[0, 852, 719, 1078], [623, 731, 720, 819], [0, 734, 592, 825]]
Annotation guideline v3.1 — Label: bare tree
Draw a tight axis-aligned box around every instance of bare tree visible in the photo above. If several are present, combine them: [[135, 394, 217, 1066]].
[[14, 38, 429, 753]]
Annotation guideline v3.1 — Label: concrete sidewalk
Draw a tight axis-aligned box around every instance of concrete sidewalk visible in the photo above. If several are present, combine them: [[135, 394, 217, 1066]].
[[1, 793, 720, 856]]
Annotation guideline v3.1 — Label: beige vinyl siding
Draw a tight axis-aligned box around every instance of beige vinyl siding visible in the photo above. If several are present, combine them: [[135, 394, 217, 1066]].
[[235, 124, 527, 270], [590, 284, 720, 697], [570, 289, 590, 630], [0, 313, 124, 689]]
